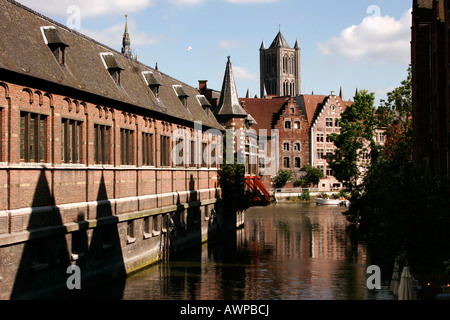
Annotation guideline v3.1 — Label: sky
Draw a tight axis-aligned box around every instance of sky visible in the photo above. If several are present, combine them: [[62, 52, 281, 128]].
[[17, 0, 412, 104]]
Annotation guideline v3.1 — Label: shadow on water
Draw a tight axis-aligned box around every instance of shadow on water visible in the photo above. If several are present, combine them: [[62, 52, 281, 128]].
[[10, 170, 127, 299]]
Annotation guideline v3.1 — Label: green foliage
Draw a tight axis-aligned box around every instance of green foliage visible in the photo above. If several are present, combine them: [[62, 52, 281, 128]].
[[301, 164, 325, 186], [325, 90, 378, 191], [298, 189, 310, 201], [293, 178, 307, 188], [342, 67, 450, 274], [218, 163, 245, 201], [273, 170, 294, 188]]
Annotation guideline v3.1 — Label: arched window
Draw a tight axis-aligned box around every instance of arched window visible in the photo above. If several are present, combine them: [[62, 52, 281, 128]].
[[284, 120, 291, 129]]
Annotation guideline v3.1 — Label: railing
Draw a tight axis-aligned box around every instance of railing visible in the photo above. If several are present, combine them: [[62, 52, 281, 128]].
[[269, 187, 319, 194], [244, 176, 272, 202]]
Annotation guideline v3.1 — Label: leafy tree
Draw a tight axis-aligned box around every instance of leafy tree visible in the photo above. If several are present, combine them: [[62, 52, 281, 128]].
[[325, 90, 378, 192], [301, 164, 324, 186], [342, 67, 450, 274], [273, 170, 293, 188], [377, 66, 413, 165]]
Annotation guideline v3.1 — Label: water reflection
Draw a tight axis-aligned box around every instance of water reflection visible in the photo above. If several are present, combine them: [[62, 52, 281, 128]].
[[81, 203, 393, 300]]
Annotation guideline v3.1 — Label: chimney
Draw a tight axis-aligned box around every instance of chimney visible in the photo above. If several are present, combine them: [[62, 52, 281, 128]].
[[198, 80, 208, 93]]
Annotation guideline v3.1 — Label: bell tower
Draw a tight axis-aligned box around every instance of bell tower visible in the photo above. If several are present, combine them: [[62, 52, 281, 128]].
[[260, 31, 301, 98]]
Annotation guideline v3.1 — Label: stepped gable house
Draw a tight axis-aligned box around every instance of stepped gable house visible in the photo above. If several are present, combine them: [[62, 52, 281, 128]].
[[0, 0, 237, 299], [242, 31, 352, 191]]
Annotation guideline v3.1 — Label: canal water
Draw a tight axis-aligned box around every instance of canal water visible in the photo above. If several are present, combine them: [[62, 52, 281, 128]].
[[81, 202, 394, 300]]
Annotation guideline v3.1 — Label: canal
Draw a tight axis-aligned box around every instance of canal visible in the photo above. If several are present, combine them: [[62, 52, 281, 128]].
[[80, 202, 394, 300]]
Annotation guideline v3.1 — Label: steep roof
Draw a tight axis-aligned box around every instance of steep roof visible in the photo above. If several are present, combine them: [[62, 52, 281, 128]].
[[0, 0, 223, 130], [215, 56, 247, 117], [269, 31, 291, 49], [239, 97, 288, 132], [296, 94, 352, 127]]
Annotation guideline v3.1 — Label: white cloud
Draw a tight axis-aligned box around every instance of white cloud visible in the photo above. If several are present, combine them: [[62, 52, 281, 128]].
[[232, 66, 259, 83], [16, 0, 156, 18], [80, 20, 164, 50], [218, 40, 245, 49], [317, 9, 412, 65], [167, 0, 204, 7]]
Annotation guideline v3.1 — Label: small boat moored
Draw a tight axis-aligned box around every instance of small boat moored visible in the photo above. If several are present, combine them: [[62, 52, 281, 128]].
[[315, 197, 350, 206]]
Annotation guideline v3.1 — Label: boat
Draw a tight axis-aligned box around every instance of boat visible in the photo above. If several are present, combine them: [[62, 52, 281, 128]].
[[315, 197, 350, 206]]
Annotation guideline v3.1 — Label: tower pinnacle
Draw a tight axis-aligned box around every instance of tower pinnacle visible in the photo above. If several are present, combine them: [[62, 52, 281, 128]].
[[121, 14, 132, 58]]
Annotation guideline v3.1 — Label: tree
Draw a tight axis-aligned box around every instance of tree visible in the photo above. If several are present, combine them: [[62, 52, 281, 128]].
[[325, 90, 378, 192], [377, 66, 413, 165], [301, 164, 324, 186], [273, 170, 293, 188]]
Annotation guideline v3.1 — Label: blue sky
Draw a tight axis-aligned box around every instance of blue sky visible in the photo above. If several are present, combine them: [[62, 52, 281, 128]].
[[18, 0, 412, 104]]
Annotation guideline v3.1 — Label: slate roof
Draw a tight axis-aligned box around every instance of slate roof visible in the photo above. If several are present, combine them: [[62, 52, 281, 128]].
[[215, 56, 247, 117], [0, 0, 223, 130], [269, 31, 291, 49]]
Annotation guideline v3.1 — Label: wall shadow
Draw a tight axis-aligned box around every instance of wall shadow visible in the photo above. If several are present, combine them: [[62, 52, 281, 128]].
[[81, 172, 126, 299], [11, 170, 70, 299], [10, 171, 127, 299]]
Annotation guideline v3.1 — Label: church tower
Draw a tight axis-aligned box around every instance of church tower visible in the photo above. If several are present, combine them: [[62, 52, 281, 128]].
[[121, 15, 132, 58], [260, 31, 301, 98]]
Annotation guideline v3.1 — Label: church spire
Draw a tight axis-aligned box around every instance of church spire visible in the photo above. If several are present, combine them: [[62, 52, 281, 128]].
[[216, 56, 247, 117], [121, 15, 132, 58]]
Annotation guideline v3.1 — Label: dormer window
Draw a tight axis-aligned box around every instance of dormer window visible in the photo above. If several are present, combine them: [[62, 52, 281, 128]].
[[173, 85, 189, 107], [100, 53, 124, 86], [142, 71, 162, 98], [41, 26, 69, 66], [196, 95, 211, 113]]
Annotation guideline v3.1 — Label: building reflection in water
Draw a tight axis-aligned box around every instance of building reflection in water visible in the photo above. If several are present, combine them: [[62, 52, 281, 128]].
[[82, 203, 391, 300]]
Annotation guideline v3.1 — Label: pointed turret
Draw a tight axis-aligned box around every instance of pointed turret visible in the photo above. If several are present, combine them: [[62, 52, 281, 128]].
[[339, 86, 343, 99], [216, 56, 247, 117], [270, 31, 290, 48], [294, 39, 300, 50], [260, 40, 266, 50], [121, 15, 132, 58], [246, 88, 252, 98]]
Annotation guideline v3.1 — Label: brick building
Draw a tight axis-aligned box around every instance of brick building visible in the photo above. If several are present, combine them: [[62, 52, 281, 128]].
[[0, 0, 245, 299], [412, 0, 450, 178]]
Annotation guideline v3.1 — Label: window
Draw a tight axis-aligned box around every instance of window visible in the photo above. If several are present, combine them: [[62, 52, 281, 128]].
[[326, 118, 333, 127], [160, 135, 171, 167], [326, 149, 334, 157], [142, 72, 162, 98], [294, 143, 301, 151], [20, 112, 47, 163], [295, 157, 301, 168], [259, 158, 266, 168], [317, 133, 324, 143], [142, 133, 154, 166], [284, 121, 291, 129], [202, 142, 208, 167], [41, 26, 68, 66], [173, 85, 189, 107], [326, 166, 334, 176], [317, 148, 324, 159], [335, 118, 341, 127], [94, 124, 111, 165], [294, 121, 301, 129], [326, 135, 333, 143], [290, 108, 295, 114], [101, 53, 124, 86], [189, 139, 196, 167], [121, 129, 134, 165], [283, 157, 290, 168], [61, 118, 82, 164], [283, 142, 290, 151]]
